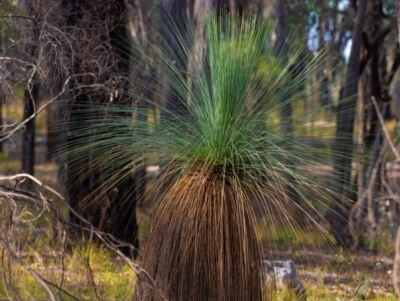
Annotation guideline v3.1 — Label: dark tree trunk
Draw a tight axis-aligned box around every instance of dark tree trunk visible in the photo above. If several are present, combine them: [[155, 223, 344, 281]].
[[108, 0, 140, 258], [393, 3, 400, 298], [354, 42, 386, 237], [364, 2, 383, 151], [0, 90, 3, 153], [327, 0, 368, 247], [62, 0, 92, 233], [21, 0, 41, 186], [319, 71, 330, 108], [0, 21, 3, 153], [46, 104, 58, 161], [62, 0, 140, 257], [161, 0, 189, 117], [22, 84, 40, 176], [213, 0, 245, 13], [273, 0, 292, 132], [354, 0, 392, 240]]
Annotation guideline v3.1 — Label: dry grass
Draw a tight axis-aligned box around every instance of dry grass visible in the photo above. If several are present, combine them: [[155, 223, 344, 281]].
[[0, 243, 136, 300]]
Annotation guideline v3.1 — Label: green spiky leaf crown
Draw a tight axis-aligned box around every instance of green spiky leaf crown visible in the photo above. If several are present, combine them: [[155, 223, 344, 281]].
[[62, 12, 344, 238]]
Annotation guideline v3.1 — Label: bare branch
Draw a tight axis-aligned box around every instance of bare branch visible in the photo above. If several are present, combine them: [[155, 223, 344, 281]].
[[0, 75, 72, 143]]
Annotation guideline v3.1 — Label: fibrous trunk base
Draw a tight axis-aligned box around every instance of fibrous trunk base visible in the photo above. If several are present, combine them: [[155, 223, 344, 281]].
[[134, 172, 263, 301]]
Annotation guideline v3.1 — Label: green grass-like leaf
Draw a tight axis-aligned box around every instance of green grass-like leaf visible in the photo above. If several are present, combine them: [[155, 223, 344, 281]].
[[63, 13, 338, 198], [58, 12, 361, 300]]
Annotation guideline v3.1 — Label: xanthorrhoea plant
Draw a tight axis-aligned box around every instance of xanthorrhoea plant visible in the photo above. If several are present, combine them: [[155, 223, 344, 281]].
[[64, 13, 350, 301]]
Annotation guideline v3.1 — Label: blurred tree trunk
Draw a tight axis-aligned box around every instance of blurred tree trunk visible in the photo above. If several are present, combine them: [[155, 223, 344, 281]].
[[354, 1, 385, 238], [22, 0, 41, 186], [327, 0, 368, 247], [62, 0, 92, 236], [46, 104, 57, 161], [0, 89, 2, 153], [158, 0, 190, 192], [272, 0, 306, 228], [22, 84, 40, 176], [394, 224, 400, 297], [213, 0, 235, 12], [161, 0, 244, 115], [63, 0, 140, 257], [0, 21, 3, 153], [108, 0, 140, 258], [392, 1, 400, 297], [273, 0, 291, 131], [161, 0, 189, 116]]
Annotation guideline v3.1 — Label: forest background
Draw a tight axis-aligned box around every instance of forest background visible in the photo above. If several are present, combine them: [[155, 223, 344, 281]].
[[1, 0, 400, 300]]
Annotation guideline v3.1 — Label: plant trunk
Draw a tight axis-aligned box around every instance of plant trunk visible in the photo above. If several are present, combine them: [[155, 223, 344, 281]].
[[135, 172, 263, 301]]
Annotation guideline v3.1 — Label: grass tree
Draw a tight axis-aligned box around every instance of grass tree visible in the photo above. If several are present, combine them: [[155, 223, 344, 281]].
[[64, 12, 347, 301]]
